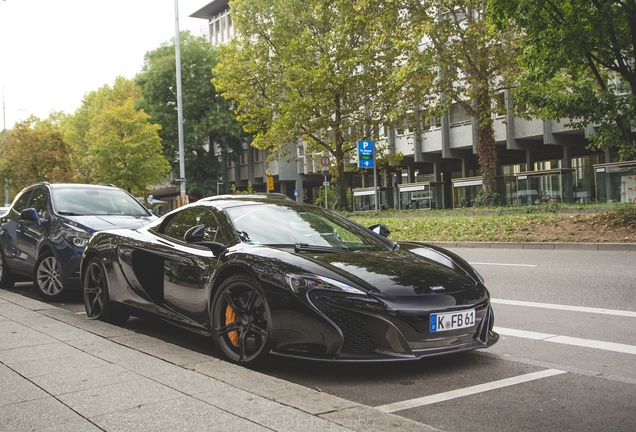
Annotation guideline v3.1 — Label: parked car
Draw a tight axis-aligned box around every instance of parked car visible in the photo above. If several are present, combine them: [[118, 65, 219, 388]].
[[81, 194, 498, 366], [0, 183, 156, 301]]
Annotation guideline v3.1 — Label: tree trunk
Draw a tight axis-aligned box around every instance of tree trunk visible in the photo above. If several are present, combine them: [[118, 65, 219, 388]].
[[333, 136, 350, 210], [474, 89, 499, 206]]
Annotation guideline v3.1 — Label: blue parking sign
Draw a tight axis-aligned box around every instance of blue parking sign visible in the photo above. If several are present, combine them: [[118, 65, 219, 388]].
[[357, 140, 375, 168]]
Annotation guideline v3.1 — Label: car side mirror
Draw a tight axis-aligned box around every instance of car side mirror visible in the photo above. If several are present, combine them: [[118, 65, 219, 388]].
[[368, 224, 390, 238], [184, 224, 205, 243], [20, 208, 42, 227], [184, 224, 227, 255]]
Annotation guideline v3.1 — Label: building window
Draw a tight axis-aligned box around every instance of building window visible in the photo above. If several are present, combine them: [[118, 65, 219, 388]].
[[450, 103, 470, 125], [254, 148, 262, 162]]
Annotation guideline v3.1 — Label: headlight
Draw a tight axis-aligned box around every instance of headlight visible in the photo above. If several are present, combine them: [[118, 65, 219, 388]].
[[285, 273, 366, 295], [63, 228, 92, 248]]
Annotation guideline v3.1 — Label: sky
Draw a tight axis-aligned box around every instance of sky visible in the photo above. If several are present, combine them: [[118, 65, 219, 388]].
[[1, 0, 209, 130]]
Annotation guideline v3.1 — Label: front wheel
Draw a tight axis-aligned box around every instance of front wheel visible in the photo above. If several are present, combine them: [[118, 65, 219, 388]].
[[33, 251, 65, 301], [211, 275, 271, 366], [83, 257, 129, 325]]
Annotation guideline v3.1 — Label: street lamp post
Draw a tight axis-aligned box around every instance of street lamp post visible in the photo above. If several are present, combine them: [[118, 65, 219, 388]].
[[174, 0, 186, 205]]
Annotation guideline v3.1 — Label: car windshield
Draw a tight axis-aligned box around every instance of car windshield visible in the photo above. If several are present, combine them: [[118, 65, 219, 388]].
[[225, 203, 387, 251], [51, 187, 149, 216]]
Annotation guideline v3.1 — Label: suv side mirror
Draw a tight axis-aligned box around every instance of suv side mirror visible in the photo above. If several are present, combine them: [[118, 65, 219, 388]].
[[20, 208, 42, 227]]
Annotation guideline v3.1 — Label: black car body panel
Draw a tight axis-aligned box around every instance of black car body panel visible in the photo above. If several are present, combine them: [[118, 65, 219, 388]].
[[80, 195, 498, 363]]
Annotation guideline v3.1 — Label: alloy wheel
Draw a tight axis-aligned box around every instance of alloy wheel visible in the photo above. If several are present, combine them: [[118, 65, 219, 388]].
[[213, 276, 270, 365]]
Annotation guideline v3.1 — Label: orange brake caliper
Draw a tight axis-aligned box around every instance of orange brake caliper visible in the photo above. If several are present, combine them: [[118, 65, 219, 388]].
[[225, 305, 239, 347]]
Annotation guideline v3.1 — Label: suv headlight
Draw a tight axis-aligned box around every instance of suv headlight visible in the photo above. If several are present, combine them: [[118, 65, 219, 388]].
[[285, 273, 366, 295], [63, 227, 92, 248]]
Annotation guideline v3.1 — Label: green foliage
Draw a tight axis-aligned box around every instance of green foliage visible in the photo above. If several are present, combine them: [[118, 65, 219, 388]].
[[213, 0, 405, 209], [135, 32, 246, 199], [591, 205, 636, 229], [349, 206, 635, 243], [314, 184, 352, 210], [488, 0, 636, 159], [397, 1, 519, 202], [1, 116, 73, 193], [230, 181, 254, 194], [64, 77, 171, 196]]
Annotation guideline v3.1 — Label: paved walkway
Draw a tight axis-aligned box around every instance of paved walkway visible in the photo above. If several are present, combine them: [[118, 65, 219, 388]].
[[0, 289, 436, 432]]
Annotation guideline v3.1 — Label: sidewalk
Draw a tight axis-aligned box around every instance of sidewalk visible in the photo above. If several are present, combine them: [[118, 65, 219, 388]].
[[0, 289, 436, 432]]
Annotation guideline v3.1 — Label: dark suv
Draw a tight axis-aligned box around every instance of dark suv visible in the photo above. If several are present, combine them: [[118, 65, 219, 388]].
[[0, 183, 156, 301]]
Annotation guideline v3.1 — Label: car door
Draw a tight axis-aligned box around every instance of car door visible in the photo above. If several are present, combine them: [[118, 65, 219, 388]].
[[16, 187, 51, 272], [159, 206, 225, 326]]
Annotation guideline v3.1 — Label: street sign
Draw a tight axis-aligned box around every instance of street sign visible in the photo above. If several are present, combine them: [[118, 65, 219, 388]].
[[357, 140, 375, 168], [294, 189, 299, 197], [320, 156, 330, 167], [323, 181, 330, 187], [267, 176, 274, 191]]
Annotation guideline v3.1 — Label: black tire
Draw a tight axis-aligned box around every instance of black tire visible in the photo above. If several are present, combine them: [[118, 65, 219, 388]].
[[0, 252, 15, 289], [211, 275, 271, 366], [33, 250, 66, 301], [83, 257, 129, 325]]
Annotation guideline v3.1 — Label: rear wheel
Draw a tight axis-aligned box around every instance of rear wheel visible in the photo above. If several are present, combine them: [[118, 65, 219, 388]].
[[33, 251, 66, 301], [211, 275, 271, 366], [0, 252, 15, 289], [83, 257, 129, 325]]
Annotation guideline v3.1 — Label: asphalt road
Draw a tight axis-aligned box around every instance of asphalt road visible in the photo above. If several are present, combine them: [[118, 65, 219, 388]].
[[7, 248, 636, 432]]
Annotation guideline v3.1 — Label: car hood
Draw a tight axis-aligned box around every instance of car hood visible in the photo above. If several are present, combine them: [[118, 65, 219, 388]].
[[62, 215, 156, 233], [251, 242, 479, 297]]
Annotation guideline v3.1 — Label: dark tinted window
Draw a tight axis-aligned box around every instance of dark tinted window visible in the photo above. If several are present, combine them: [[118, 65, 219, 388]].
[[12, 190, 32, 214], [225, 203, 386, 250], [29, 187, 50, 220], [161, 207, 222, 243], [51, 187, 148, 216]]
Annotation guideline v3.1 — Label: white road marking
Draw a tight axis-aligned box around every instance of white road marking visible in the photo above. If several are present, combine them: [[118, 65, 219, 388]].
[[375, 369, 566, 413], [491, 299, 636, 318], [495, 327, 636, 355], [470, 262, 537, 267]]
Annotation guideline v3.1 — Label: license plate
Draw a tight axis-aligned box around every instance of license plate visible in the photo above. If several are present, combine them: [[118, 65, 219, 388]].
[[430, 309, 475, 332]]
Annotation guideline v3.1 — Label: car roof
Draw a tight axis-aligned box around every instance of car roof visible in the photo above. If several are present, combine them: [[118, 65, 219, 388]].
[[44, 183, 120, 190], [200, 193, 294, 203]]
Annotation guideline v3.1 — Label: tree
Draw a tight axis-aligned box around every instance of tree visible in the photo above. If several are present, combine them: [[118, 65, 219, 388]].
[[488, 0, 636, 160], [64, 77, 171, 196], [399, 1, 520, 205], [1, 116, 73, 193], [213, 0, 404, 210], [135, 32, 246, 199]]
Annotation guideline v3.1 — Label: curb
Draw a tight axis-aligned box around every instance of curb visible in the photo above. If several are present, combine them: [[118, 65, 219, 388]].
[[427, 241, 636, 252]]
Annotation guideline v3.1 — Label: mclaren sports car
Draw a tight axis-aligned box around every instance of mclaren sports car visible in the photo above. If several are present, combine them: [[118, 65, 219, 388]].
[[81, 194, 498, 366]]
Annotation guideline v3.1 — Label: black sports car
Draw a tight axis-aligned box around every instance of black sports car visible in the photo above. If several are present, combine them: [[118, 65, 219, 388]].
[[81, 194, 498, 365]]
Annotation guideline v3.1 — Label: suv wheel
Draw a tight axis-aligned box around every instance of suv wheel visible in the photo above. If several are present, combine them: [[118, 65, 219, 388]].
[[33, 251, 66, 301]]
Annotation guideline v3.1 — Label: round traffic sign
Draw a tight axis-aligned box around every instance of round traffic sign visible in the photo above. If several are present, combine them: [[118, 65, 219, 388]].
[[320, 156, 330, 167]]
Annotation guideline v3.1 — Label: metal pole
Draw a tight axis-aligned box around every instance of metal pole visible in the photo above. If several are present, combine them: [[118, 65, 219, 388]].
[[2, 93, 9, 206], [174, 0, 186, 203], [374, 163, 378, 211]]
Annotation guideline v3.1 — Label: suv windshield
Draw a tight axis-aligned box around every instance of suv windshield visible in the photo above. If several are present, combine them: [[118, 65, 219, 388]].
[[51, 187, 149, 216], [226, 203, 387, 251]]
